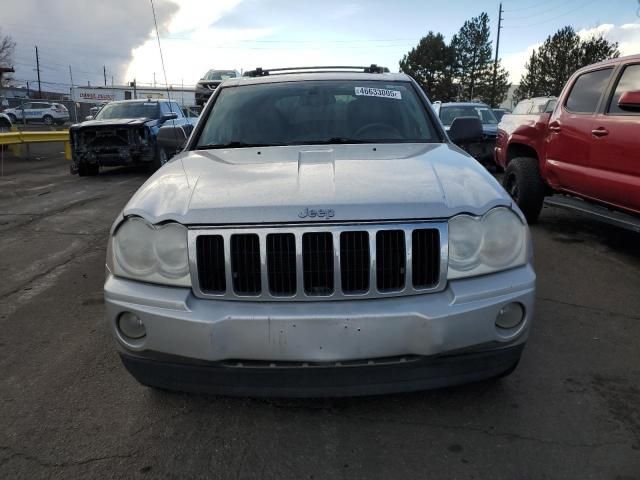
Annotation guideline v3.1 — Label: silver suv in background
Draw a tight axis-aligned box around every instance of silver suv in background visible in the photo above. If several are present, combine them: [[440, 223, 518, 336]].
[[195, 69, 240, 106], [105, 66, 535, 397]]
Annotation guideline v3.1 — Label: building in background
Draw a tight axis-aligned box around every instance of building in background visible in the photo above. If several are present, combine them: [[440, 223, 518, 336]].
[[70, 85, 196, 107]]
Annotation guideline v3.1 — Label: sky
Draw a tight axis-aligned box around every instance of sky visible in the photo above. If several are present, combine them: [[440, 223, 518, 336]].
[[2, 0, 639, 93]]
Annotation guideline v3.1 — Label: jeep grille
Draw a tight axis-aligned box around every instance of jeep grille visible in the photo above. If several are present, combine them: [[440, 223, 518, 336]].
[[189, 222, 446, 301]]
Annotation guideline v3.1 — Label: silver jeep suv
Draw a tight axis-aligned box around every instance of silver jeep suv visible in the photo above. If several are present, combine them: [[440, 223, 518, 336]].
[[105, 66, 535, 397]]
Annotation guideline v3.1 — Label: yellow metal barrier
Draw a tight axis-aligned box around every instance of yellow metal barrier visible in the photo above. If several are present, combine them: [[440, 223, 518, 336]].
[[0, 129, 71, 160]]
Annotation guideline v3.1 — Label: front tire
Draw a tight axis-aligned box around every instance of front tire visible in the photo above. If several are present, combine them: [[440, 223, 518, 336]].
[[504, 157, 546, 223], [43, 115, 54, 126], [7, 113, 16, 123], [78, 163, 99, 176], [148, 146, 169, 173]]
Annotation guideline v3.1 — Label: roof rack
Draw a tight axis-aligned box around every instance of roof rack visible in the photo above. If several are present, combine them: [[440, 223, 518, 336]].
[[243, 65, 390, 77]]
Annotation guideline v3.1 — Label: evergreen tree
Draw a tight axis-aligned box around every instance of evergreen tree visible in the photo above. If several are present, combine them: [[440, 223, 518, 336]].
[[399, 32, 456, 101], [450, 13, 510, 106], [514, 26, 620, 102]]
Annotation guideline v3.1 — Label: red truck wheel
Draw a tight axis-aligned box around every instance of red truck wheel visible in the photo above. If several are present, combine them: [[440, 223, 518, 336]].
[[504, 157, 545, 223]]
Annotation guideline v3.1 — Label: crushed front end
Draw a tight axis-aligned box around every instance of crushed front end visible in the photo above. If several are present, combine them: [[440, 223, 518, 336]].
[[70, 123, 156, 173]]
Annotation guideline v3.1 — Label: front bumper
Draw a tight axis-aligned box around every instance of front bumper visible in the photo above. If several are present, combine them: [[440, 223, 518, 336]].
[[72, 144, 154, 168], [120, 344, 524, 397], [105, 265, 535, 395]]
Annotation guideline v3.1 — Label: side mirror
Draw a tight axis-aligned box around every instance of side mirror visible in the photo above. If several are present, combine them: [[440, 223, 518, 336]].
[[161, 112, 178, 122], [157, 124, 188, 154], [618, 91, 640, 112], [85, 115, 94, 121], [448, 117, 483, 144]]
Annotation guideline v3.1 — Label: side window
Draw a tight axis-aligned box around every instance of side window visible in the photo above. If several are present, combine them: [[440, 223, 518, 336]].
[[544, 99, 557, 113], [22, 103, 32, 109], [608, 64, 640, 115], [565, 68, 613, 114]]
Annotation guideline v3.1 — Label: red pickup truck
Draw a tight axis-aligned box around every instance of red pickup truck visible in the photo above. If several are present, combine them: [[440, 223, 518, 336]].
[[495, 55, 640, 226]]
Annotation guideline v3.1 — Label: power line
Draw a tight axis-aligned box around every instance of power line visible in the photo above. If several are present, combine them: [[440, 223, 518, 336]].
[[506, 0, 582, 21], [504, 0, 599, 28], [502, 0, 557, 13]]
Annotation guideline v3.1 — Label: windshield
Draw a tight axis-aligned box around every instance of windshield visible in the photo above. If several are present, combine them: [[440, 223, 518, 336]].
[[203, 70, 238, 81], [196, 80, 439, 148], [439, 105, 498, 126], [95, 102, 160, 120]]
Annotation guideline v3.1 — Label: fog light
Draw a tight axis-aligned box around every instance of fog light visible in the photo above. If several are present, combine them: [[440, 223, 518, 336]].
[[496, 303, 524, 330], [118, 312, 146, 339]]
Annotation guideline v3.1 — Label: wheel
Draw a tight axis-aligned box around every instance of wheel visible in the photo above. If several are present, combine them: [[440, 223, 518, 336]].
[[43, 115, 54, 126], [148, 146, 169, 173], [504, 157, 546, 223], [78, 163, 99, 176], [7, 113, 16, 123]]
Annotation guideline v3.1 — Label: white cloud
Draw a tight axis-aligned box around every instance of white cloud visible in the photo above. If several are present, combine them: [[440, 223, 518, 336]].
[[578, 23, 640, 56], [125, 0, 256, 86], [501, 22, 640, 84], [125, 0, 395, 86], [502, 43, 542, 85]]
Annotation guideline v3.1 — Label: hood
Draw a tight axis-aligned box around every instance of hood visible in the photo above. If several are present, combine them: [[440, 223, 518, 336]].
[[122, 143, 511, 225], [71, 117, 156, 129], [197, 80, 222, 91]]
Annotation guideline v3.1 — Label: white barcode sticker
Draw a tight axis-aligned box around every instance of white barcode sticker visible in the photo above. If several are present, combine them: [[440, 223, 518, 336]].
[[355, 87, 402, 100]]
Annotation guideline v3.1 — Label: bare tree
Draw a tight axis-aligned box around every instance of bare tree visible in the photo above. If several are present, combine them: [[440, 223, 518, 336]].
[[0, 29, 17, 87]]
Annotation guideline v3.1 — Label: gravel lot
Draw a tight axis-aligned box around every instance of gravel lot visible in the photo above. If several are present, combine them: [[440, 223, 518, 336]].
[[1, 145, 639, 479]]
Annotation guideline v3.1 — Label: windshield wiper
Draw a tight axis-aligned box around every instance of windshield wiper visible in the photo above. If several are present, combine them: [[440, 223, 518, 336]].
[[197, 141, 284, 149]]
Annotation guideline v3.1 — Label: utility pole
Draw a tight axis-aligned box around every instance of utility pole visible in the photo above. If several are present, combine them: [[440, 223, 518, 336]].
[[491, 2, 504, 107], [153, 72, 156, 88], [35, 46, 42, 99], [103, 65, 107, 86], [69, 65, 78, 122]]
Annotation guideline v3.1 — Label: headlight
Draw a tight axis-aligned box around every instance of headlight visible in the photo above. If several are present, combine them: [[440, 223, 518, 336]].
[[448, 207, 527, 279], [111, 217, 190, 286]]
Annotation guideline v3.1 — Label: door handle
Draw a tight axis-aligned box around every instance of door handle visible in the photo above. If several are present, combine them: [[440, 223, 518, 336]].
[[548, 121, 561, 132], [592, 127, 609, 137]]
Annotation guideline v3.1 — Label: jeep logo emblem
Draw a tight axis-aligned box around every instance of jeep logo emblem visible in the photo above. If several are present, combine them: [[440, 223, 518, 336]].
[[298, 207, 335, 219]]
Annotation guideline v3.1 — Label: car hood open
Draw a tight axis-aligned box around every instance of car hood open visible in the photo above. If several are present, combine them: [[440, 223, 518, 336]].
[[122, 143, 511, 225]]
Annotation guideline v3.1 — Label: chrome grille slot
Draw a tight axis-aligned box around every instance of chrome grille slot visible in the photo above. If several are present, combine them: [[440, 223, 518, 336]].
[[191, 222, 446, 301], [267, 233, 296, 296], [376, 230, 406, 292], [340, 231, 370, 294], [196, 235, 226, 294], [303, 232, 334, 296], [412, 229, 440, 289], [231, 234, 261, 295]]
